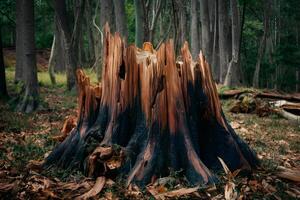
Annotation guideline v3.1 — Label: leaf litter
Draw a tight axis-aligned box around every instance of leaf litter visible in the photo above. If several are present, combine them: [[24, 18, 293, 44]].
[[0, 85, 299, 199]]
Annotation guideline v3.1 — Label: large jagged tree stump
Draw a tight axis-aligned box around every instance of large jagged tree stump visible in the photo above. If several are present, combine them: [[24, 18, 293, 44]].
[[45, 26, 258, 187]]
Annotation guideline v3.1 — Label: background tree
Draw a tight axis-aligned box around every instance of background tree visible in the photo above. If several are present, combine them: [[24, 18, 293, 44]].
[[113, 0, 128, 41], [224, 0, 242, 87], [15, 0, 24, 83], [0, 25, 8, 97], [16, 0, 39, 113], [0, 0, 299, 98], [190, 0, 200, 58]]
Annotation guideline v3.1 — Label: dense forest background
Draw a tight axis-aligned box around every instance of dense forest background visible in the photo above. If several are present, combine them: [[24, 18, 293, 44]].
[[0, 0, 299, 97], [0, 1, 299, 199]]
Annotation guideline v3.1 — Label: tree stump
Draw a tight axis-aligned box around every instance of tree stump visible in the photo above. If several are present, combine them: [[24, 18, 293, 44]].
[[44, 25, 258, 187]]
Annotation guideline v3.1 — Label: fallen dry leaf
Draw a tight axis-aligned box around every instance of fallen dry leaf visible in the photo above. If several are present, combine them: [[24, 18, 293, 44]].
[[154, 186, 199, 200], [218, 157, 230, 175], [0, 182, 15, 192], [230, 121, 240, 129], [147, 184, 168, 198], [75, 176, 105, 200], [26, 160, 44, 172], [262, 179, 277, 193], [224, 181, 237, 200]]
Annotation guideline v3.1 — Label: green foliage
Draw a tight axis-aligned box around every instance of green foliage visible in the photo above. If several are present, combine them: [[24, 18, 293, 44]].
[[125, 0, 135, 44]]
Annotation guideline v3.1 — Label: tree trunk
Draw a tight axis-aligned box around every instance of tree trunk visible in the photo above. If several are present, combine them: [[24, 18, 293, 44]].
[[211, 0, 220, 82], [0, 25, 8, 98], [113, 0, 128, 41], [190, 0, 200, 59], [53, 0, 78, 91], [252, 0, 271, 88], [149, 0, 163, 44], [85, 0, 95, 66], [44, 25, 258, 188], [77, 25, 86, 67], [48, 36, 56, 85], [100, 0, 115, 31], [218, 0, 230, 83], [17, 0, 39, 113], [224, 0, 241, 87], [296, 70, 299, 92], [53, 0, 76, 90], [15, 0, 24, 83], [200, 0, 212, 64], [134, 0, 146, 48], [54, 16, 66, 73]]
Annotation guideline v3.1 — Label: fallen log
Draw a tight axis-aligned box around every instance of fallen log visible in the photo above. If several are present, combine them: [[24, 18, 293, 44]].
[[272, 100, 300, 124], [219, 89, 300, 103], [44, 25, 258, 187]]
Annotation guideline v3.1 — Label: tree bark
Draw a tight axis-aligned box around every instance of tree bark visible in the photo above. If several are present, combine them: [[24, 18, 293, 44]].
[[211, 0, 220, 82], [218, 0, 230, 83], [296, 70, 299, 92], [53, 0, 76, 90], [48, 36, 56, 85], [17, 0, 39, 113], [224, 0, 241, 87], [100, 0, 115, 30], [200, 0, 212, 64], [54, 20, 66, 73], [53, 0, 82, 91], [149, 0, 163, 44], [85, 0, 95, 66], [0, 25, 8, 97], [190, 0, 200, 59], [15, 0, 24, 83], [252, 0, 271, 88], [44, 25, 259, 188], [113, 0, 128, 41], [134, 0, 146, 48]]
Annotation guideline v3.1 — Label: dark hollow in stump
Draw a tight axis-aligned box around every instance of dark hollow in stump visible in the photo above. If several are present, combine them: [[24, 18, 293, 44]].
[[44, 25, 259, 187]]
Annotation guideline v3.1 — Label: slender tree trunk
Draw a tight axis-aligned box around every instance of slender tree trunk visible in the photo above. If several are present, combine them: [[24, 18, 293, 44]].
[[85, 0, 95, 66], [191, 0, 200, 59], [53, 0, 77, 90], [100, 0, 115, 30], [149, 0, 163, 44], [0, 26, 8, 97], [200, 0, 212, 63], [48, 36, 56, 85], [252, 0, 271, 88], [134, 0, 146, 48], [77, 28, 85, 67], [296, 70, 299, 92], [17, 0, 39, 113], [224, 0, 241, 87], [113, 0, 128, 41], [72, 0, 86, 67], [48, 15, 66, 84], [211, 0, 220, 82], [54, 21, 66, 72], [15, 0, 24, 83], [173, 0, 187, 47], [218, 0, 230, 83]]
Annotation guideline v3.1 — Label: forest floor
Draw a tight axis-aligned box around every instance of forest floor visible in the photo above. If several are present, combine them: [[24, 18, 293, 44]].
[[0, 58, 300, 199]]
